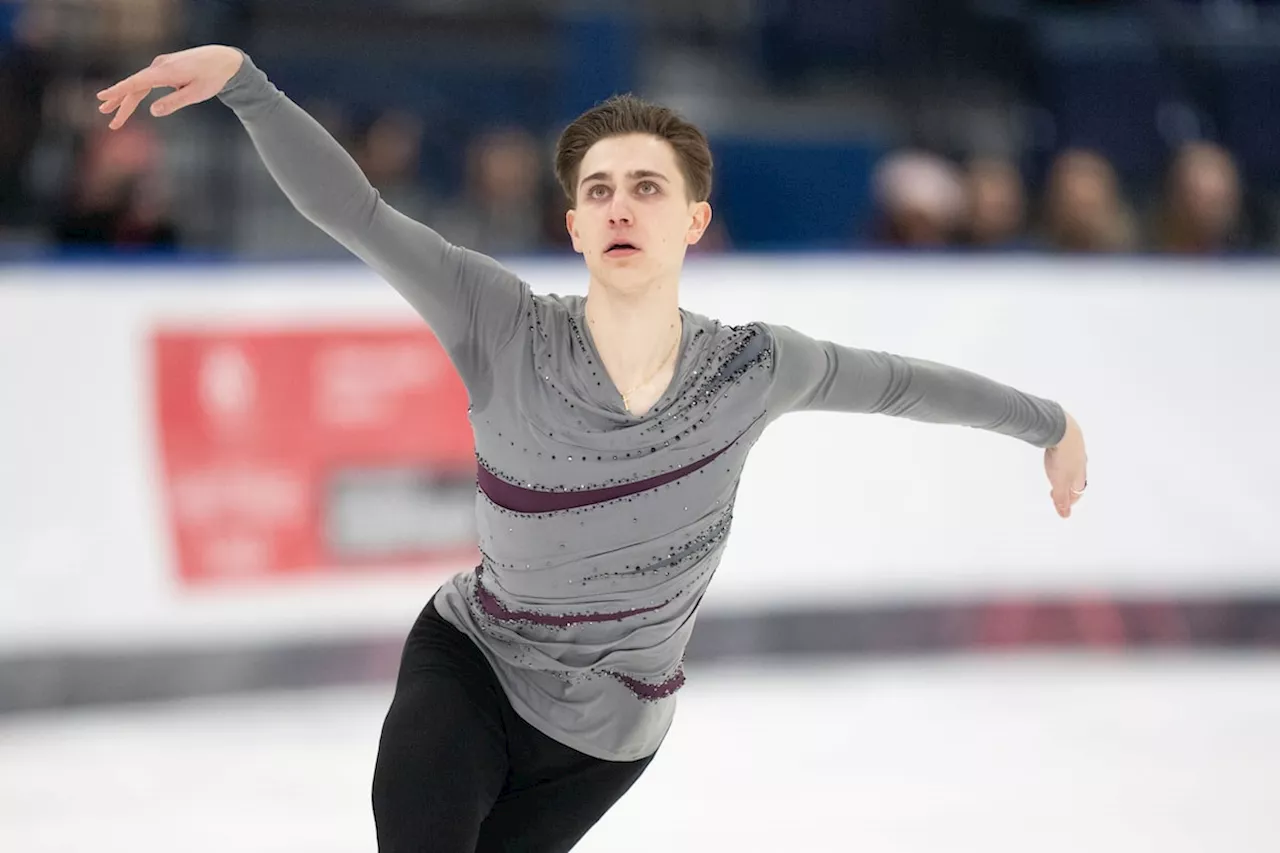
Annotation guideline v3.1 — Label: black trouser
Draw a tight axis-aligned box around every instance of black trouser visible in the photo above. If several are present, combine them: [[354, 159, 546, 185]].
[[372, 597, 655, 852]]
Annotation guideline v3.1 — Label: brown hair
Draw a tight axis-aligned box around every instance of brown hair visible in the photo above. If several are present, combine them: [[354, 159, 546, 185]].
[[554, 93, 713, 204]]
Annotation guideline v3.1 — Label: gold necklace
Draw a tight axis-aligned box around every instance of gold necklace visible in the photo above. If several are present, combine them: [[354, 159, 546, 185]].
[[619, 329, 681, 412]]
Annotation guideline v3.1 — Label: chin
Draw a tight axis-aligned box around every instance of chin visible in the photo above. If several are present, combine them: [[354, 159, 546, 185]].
[[587, 258, 662, 293]]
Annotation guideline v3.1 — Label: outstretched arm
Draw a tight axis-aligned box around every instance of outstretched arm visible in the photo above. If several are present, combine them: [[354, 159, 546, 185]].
[[764, 323, 1089, 518], [97, 46, 528, 401]]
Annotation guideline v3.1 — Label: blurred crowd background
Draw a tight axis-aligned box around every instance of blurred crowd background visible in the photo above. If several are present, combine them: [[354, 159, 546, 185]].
[[2, 0, 1278, 259]]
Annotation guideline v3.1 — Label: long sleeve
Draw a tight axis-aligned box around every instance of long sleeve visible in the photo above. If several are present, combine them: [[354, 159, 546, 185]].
[[763, 323, 1067, 448], [216, 51, 529, 408]]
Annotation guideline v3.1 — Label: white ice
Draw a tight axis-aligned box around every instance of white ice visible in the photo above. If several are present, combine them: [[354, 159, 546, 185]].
[[2, 654, 1278, 852]]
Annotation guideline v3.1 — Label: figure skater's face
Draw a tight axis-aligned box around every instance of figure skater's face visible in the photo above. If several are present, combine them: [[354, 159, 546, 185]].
[[566, 134, 711, 293]]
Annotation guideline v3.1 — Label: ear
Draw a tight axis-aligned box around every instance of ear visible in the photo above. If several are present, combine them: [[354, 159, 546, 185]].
[[566, 208, 583, 254], [685, 201, 713, 246]]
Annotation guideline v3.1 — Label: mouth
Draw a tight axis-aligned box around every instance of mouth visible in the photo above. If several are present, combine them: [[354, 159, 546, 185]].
[[604, 241, 641, 257]]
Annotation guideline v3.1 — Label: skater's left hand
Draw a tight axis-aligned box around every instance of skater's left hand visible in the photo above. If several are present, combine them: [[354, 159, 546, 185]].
[[1045, 411, 1088, 519]]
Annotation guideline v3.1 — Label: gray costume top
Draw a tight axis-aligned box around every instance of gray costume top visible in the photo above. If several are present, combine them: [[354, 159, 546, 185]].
[[219, 54, 1067, 762]]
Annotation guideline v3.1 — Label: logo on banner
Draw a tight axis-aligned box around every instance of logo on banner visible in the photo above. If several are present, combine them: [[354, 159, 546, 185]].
[[199, 343, 257, 432]]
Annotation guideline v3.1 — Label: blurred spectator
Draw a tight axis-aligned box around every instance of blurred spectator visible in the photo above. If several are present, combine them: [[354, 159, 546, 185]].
[[1039, 149, 1137, 253], [961, 157, 1028, 249], [353, 109, 435, 225], [95, 0, 178, 53], [870, 150, 966, 248], [1153, 141, 1245, 255], [50, 124, 179, 249], [434, 127, 552, 255], [0, 0, 55, 231]]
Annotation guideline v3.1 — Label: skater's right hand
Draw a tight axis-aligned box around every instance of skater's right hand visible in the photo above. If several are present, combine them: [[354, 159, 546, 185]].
[[97, 45, 244, 130]]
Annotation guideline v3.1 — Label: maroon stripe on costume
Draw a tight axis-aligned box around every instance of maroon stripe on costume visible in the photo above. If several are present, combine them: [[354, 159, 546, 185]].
[[475, 570, 666, 627], [477, 441, 735, 513], [612, 668, 686, 700]]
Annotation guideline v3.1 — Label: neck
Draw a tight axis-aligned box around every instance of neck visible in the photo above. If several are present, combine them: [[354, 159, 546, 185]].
[[584, 272, 682, 399]]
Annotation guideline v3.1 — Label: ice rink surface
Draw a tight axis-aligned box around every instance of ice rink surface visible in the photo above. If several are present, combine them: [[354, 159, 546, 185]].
[[3, 653, 1279, 852]]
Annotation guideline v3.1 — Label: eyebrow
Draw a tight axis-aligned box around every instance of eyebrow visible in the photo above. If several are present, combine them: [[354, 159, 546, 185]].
[[579, 169, 670, 187]]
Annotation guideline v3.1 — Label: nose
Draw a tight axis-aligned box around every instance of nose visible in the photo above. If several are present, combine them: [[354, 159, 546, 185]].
[[607, 195, 633, 226]]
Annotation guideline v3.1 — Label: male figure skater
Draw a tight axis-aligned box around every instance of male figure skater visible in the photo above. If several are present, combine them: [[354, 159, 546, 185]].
[[99, 45, 1088, 853]]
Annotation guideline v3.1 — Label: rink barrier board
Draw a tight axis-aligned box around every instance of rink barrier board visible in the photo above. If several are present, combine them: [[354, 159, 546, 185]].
[[1, 256, 1278, 657], [3, 592, 1279, 713]]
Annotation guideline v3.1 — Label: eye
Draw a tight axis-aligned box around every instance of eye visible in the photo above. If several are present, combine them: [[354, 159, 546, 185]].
[[637, 180, 659, 195], [587, 184, 610, 199]]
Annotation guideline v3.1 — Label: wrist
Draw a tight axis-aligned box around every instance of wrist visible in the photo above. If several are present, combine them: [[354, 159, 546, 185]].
[[1052, 411, 1079, 450]]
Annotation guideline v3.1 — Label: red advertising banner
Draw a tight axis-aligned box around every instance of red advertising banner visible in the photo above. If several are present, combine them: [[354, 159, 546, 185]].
[[152, 325, 478, 585]]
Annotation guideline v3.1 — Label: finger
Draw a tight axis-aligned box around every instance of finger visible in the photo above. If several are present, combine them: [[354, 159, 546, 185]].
[[1050, 483, 1071, 517], [97, 65, 172, 101], [150, 87, 199, 117], [1069, 475, 1088, 501], [98, 96, 124, 114], [109, 91, 146, 130]]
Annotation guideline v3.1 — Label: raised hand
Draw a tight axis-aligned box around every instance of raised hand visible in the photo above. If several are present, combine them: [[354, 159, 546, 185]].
[[97, 45, 244, 130]]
